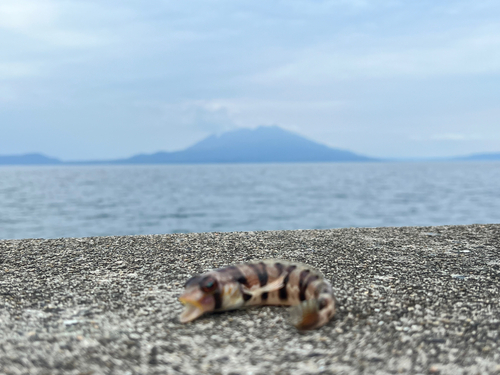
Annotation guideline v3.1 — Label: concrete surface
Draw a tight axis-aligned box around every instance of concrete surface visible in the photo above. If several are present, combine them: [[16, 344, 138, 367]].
[[0, 224, 499, 374]]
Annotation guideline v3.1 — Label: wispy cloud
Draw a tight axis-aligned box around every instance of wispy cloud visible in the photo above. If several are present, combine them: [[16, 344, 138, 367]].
[[152, 98, 348, 133], [0, 62, 40, 79], [0, 0, 57, 31], [0, 0, 115, 49], [250, 25, 500, 84], [428, 133, 494, 142], [431, 134, 472, 141]]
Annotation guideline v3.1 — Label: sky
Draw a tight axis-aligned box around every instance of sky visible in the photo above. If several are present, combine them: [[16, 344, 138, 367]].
[[1, 0, 500, 161]]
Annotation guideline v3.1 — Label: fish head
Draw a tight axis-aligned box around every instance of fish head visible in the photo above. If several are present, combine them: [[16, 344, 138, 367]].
[[178, 274, 219, 323]]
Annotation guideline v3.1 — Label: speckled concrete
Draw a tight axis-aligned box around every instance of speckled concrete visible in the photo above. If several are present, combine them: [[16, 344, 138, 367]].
[[1, 224, 499, 374]]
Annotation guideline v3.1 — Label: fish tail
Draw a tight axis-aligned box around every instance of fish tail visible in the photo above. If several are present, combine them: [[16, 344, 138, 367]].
[[289, 283, 337, 330], [289, 299, 320, 330]]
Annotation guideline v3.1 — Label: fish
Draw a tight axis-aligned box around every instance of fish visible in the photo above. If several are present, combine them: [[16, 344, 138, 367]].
[[178, 259, 337, 330]]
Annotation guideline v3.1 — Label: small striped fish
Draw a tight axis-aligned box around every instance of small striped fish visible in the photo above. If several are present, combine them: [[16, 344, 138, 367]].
[[179, 260, 337, 330]]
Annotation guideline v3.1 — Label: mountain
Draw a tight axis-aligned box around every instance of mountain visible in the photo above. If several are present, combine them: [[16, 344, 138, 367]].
[[121, 126, 374, 164], [454, 152, 500, 161], [0, 153, 62, 165]]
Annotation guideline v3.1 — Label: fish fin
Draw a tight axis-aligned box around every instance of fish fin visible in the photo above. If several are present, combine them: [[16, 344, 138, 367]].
[[289, 299, 320, 330], [242, 273, 285, 297]]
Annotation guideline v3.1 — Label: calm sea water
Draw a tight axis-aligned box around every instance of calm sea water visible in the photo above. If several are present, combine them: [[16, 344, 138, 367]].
[[0, 162, 499, 240]]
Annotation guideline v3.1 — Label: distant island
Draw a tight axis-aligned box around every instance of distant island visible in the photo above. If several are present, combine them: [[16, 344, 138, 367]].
[[0, 153, 62, 165], [1, 126, 499, 165], [119, 126, 374, 164], [453, 153, 500, 161]]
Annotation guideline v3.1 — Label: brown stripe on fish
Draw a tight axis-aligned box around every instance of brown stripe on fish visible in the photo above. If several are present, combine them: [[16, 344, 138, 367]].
[[213, 289, 223, 310], [247, 262, 269, 301], [224, 265, 248, 286], [247, 262, 268, 286], [279, 274, 289, 300], [259, 262, 270, 286], [299, 272, 319, 302], [318, 297, 328, 310], [220, 265, 253, 301], [298, 269, 310, 301], [274, 262, 284, 277], [279, 265, 297, 301], [260, 262, 269, 301]]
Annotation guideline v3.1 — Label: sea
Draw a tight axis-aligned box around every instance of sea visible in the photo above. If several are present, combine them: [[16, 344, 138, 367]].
[[0, 161, 499, 240]]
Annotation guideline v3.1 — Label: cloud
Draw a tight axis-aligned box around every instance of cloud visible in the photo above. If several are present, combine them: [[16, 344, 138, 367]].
[[141, 100, 238, 135], [0, 62, 40, 80], [430, 134, 468, 141], [429, 133, 487, 141], [157, 98, 347, 133], [250, 25, 500, 85], [137, 97, 347, 139], [0, 0, 57, 31], [0, 0, 115, 49]]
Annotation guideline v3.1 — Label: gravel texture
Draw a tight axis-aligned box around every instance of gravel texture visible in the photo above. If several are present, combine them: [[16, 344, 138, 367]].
[[1, 224, 500, 374]]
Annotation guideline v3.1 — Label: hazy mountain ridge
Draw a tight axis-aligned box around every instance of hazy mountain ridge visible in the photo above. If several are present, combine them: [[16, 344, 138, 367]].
[[0, 153, 62, 165], [1, 126, 499, 165], [122, 126, 374, 164], [453, 153, 500, 161]]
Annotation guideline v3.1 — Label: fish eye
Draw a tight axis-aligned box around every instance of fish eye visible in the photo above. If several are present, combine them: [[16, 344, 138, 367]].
[[200, 276, 218, 294]]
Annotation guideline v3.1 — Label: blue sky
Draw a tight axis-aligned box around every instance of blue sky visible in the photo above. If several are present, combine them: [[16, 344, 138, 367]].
[[1, 0, 499, 160]]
